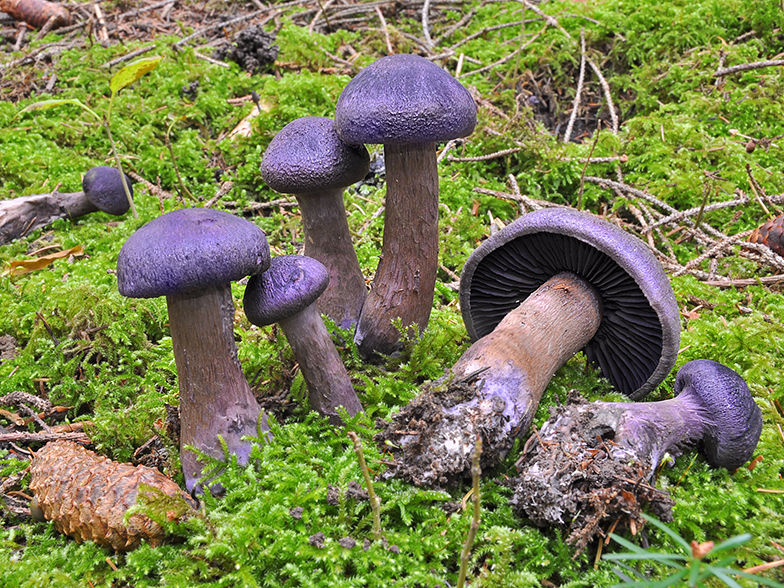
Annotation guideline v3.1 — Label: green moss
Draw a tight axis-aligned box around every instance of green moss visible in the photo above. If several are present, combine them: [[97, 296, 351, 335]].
[[2, 0, 784, 585]]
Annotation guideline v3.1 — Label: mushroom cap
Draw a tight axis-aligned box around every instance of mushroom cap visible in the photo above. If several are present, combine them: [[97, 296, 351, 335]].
[[117, 208, 270, 299], [674, 359, 762, 470], [261, 116, 370, 194], [459, 208, 680, 399], [243, 254, 329, 326], [82, 166, 133, 216], [334, 54, 477, 146]]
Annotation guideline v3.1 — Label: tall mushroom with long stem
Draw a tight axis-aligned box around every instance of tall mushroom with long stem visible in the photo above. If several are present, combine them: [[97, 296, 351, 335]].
[[511, 359, 763, 552], [335, 53, 477, 358], [261, 117, 370, 330], [243, 255, 363, 425], [0, 166, 134, 245], [377, 208, 681, 487], [117, 208, 271, 494]]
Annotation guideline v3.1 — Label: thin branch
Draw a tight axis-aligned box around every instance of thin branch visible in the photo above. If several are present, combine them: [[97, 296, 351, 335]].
[[714, 59, 784, 77], [564, 28, 586, 143], [374, 6, 393, 55], [101, 44, 156, 69], [421, 0, 434, 51], [459, 26, 547, 78], [347, 431, 382, 541], [447, 147, 521, 162]]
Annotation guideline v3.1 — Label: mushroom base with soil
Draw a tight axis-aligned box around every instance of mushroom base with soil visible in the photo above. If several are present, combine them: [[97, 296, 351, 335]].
[[511, 359, 763, 555], [510, 392, 677, 556], [168, 283, 269, 493], [0, 192, 98, 246], [376, 273, 601, 487]]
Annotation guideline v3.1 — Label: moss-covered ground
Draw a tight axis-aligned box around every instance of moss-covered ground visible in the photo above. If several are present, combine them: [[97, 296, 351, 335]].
[[1, 0, 783, 586]]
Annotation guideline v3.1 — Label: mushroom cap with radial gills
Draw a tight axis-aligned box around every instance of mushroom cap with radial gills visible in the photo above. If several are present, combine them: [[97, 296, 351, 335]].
[[459, 208, 681, 400]]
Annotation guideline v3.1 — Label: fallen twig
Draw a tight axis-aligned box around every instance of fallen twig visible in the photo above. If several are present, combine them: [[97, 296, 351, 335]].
[[447, 147, 521, 162], [714, 59, 784, 77], [563, 29, 586, 143], [101, 44, 156, 68], [0, 431, 90, 444]]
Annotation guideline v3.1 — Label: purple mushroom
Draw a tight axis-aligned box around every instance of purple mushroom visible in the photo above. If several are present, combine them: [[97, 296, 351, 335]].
[[512, 359, 763, 551], [261, 117, 370, 330], [243, 255, 363, 425], [117, 208, 271, 494], [377, 208, 681, 487], [335, 53, 477, 358], [0, 166, 134, 246]]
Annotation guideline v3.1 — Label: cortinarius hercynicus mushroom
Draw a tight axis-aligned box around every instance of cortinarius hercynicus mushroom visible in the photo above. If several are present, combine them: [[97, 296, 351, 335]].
[[377, 208, 681, 486], [0, 166, 134, 246], [243, 255, 363, 425], [261, 116, 370, 330], [335, 53, 477, 358], [511, 359, 763, 550], [117, 208, 271, 493]]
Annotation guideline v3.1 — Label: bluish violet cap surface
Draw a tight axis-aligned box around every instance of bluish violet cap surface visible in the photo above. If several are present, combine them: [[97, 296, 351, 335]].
[[335, 54, 477, 145], [674, 359, 762, 470], [261, 117, 370, 194], [244, 255, 329, 326], [117, 208, 270, 298], [82, 166, 133, 216], [459, 208, 681, 399]]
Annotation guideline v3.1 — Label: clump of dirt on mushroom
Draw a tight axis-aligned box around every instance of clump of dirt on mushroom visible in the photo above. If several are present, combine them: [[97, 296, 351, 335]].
[[509, 390, 675, 556], [375, 373, 516, 487]]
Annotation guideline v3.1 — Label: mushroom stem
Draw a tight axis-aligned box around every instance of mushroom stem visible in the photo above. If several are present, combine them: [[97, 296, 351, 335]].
[[0, 191, 97, 246], [378, 272, 602, 486], [167, 283, 268, 493], [511, 359, 762, 548], [354, 142, 440, 358], [296, 189, 367, 330], [453, 272, 602, 433], [279, 301, 363, 425], [563, 396, 709, 476]]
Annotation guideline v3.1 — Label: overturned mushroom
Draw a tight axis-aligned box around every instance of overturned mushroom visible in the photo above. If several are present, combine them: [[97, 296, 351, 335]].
[[117, 208, 271, 493], [511, 359, 763, 553], [261, 117, 370, 330], [0, 166, 134, 245], [335, 53, 477, 358], [243, 255, 363, 425], [377, 208, 681, 487]]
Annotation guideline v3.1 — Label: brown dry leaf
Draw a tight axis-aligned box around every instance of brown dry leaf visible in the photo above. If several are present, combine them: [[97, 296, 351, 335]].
[[2, 246, 85, 277]]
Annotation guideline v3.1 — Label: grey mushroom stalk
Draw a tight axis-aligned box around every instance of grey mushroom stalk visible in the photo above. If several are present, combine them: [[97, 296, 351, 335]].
[[335, 54, 477, 358], [0, 166, 134, 246], [377, 208, 681, 487], [243, 255, 363, 425], [117, 208, 271, 494], [511, 359, 763, 553], [261, 117, 370, 330]]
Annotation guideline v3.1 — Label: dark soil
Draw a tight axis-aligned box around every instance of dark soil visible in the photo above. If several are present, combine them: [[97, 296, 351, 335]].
[[375, 374, 517, 488], [510, 391, 674, 555], [214, 25, 278, 75]]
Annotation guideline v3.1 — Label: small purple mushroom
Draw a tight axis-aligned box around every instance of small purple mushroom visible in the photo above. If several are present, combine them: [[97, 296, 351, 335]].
[[261, 117, 370, 330], [512, 359, 763, 549], [377, 208, 681, 487], [335, 54, 477, 358], [243, 255, 363, 425], [0, 166, 134, 246], [117, 208, 271, 494]]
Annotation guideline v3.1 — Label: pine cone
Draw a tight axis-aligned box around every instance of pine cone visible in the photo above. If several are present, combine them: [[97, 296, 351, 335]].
[[749, 215, 784, 257], [29, 441, 197, 551]]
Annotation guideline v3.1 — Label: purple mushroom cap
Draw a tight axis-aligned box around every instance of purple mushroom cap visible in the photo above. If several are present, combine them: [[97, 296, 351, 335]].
[[261, 117, 370, 194], [459, 208, 681, 399], [82, 166, 133, 216], [335, 54, 477, 146], [244, 255, 329, 326], [674, 359, 763, 470], [117, 208, 270, 298]]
